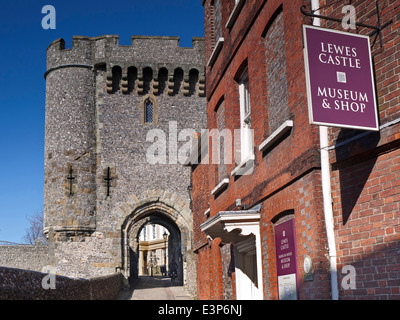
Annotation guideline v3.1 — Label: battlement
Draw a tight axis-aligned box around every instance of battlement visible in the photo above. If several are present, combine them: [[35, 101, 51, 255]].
[[45, 34, 205, 97], [46, 34, 205, 73], [47, 34, 204, 51]]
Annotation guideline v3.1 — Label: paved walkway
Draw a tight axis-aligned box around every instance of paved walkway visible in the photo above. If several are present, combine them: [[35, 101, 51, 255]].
[[117, 276, 193, 300]]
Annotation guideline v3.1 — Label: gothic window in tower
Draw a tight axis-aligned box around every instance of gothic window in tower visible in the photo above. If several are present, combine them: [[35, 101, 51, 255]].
[[145, 99, 153, 124], [140, 94, 158, 125]]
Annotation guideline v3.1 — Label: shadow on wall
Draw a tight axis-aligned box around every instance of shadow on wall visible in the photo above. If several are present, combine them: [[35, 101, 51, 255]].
[[206, 238, 399, 300], [333, 128, 380, 225], [297, 239, 400, 300]]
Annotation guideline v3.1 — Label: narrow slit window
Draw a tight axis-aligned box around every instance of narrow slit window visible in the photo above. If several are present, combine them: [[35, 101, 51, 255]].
[[145, 99, 153, 123]]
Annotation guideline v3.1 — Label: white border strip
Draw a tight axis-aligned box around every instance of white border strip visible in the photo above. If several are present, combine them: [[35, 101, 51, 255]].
[[207, 37, 224, 67], [259, 120, 293, 152], [302, 25, 379, 132], [226, 0, 246, 30], [211, 178, 229, 195]]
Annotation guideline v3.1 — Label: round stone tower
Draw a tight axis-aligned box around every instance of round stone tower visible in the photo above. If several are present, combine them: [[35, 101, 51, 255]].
[[44, 37, 97, 240]]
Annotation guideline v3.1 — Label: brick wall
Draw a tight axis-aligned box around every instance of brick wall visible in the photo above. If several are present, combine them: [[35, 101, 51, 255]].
[[260, 171, 330, 300], [264, 9, 290, 135], [214, 0, 223, 41], [195, 0, 324, 300], [216, 99, 228, 180], [220, 243, 234, 300], [192, 151, 211, 250], [195, 0, 400, 300], [209, 238, 223, 300], [320, 0, 400, 300], [196, 246, 210, 299], [332, 150, 400, 299]]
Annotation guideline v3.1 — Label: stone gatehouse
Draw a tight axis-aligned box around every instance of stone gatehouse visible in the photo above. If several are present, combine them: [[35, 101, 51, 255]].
[[43, 34, 206, 294]]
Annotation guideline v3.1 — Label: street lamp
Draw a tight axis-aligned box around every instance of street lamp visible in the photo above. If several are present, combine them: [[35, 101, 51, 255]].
[[163, 231, 168, 276]]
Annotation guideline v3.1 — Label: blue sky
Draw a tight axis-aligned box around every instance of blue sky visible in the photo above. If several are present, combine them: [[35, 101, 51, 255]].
[[0, 0, 204, 243]]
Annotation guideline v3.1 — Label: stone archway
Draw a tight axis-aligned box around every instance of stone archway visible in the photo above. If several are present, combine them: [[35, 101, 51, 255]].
[[128, 213, 182, 285], [116, 192, 193, 290]]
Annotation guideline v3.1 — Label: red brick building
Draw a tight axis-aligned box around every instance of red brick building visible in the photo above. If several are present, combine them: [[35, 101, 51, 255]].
[[188, 0, 400, 300]]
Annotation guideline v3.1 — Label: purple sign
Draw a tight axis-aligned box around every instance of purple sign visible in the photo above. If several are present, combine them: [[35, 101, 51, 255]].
[[303, 25, 379, 131], [274, 219, 298, 277]]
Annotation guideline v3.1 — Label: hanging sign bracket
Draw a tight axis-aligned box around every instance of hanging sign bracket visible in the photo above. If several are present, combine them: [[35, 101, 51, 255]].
[[300, 1, 392, 48]]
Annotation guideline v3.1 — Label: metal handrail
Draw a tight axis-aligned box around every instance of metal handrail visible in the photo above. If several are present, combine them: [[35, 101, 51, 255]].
[[0, 241, 25, 246]]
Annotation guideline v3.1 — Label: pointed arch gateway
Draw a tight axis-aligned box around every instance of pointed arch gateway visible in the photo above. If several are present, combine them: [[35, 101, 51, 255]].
[[116, 193, 193, 288]]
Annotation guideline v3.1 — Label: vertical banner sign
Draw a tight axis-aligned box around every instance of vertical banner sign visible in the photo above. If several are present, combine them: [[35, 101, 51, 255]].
[[274, 219, 298, 300], [303, 25, 379, 131]]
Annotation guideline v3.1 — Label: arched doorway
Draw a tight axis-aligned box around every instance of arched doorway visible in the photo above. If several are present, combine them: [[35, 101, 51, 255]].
[[118, 197, 192, 289], [128, 213, 183, 285], [137, 222, 170, 277]]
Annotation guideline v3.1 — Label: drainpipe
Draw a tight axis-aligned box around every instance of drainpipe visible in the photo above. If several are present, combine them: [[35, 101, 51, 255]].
[[311, 0, 339, 300]]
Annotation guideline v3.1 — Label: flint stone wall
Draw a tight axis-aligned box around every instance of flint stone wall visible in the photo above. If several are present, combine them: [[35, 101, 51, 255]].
[[0, 267, 122, 300], [0, 246, 49, 272]]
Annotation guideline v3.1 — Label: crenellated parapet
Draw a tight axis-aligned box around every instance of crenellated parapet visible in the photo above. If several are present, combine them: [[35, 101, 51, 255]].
[[45, 35, 205, 97]]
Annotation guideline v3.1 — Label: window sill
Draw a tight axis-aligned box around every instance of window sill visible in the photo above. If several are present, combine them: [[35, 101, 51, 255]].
[[231, 154, 255, 176], [211, 178, 229, 196], [207, 37, 224, 68], [259, 120, 293, 153], [226, 0, 246, 30]]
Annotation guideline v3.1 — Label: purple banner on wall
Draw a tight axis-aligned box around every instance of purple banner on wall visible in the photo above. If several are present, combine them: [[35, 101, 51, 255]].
[[274, 219, 298, 300], [274, 219, 298, 277], [303, 25, 379, 131]]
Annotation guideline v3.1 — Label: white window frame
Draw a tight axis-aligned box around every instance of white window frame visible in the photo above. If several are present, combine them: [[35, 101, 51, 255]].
[[238, 69, 253, 162], [226, 0, 246, 30], [207, 37, 224, 67]]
